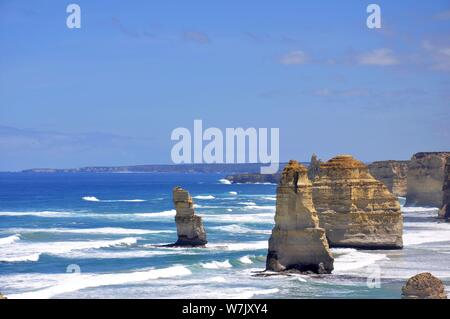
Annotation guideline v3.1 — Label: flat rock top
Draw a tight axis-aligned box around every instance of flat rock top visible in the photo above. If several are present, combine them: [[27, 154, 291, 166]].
[[320, 155, 366, 169]]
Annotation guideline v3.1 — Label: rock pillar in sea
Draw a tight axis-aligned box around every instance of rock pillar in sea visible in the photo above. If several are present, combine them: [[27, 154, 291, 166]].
[[172, 186, 207, 246], [402, 273, 448, 299], [405, 152, 450, 207], [307, 153, 322, 181], [312, 155, 403, 249], [439, 158, 450, 220], [368, 160, 409, 197], [266, 160, 334, 274]]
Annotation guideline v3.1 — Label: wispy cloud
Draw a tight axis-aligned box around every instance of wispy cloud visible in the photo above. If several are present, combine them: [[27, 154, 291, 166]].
[[357, 48, 400, 66], [433, 10, 450, 20], [422, 41, 450, 71], [111, 17, 140, 38], [279, 50, 308, 65], [182, 31, 210, 44]]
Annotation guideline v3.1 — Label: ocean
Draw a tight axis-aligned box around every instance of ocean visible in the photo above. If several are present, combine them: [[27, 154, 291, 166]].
[[0, 172, 449, 299]]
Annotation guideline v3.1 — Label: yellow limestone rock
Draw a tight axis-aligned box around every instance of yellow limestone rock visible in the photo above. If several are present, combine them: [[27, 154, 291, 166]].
[[402, 273, 447, 299], [312, 155, 403, 249], [266, 161, 334, 274]]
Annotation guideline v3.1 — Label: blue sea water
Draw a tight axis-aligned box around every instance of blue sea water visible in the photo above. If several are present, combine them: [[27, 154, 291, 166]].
[[0, 172, 449, 299]]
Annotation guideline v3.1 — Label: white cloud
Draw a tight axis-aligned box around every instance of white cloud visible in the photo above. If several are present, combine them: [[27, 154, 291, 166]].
[[279, 50, 308, 65], [357, 48, 399, 66], [422, 41, 450, 71]]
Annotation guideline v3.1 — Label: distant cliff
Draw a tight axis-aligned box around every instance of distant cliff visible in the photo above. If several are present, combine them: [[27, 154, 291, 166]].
[[368, 160, 409, 197], [225, 173, 280, 184]]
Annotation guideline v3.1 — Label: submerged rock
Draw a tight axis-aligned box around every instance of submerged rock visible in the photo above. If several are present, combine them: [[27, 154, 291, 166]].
[[368, 160, 409, 197], [266, 160, 334, 274], [171, 186, 207, 246], [402, 273, 447, 299], [307, 153, 322, 181], [439, 158, 450, 220], [312, 155, 403, 249], [406, 152, 450, 207]]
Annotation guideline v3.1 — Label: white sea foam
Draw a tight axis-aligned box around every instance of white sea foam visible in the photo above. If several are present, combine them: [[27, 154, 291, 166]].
[[238, 256, 254, 264], [202, 213, 274, 224], [0, 237, 138, 263], [201, 260, 233, 269], [242, 205, 276, 211], [193, 195, 215, 200], [402, 206, 439, 213], [0, 234, 21, 245], [0, 211, 76, 218], [234, 288, 279, 299], [207, 241, 268, 251], [229, 191, 238, 195], [134, 210, 176, 218], [210, 224, 271, 235], [218, 179, 231, 185], [238, 201, 257, 206], [262, 196, 276, 201], [82, 196, 146, 202], [4, 228, 174, 235], [7, 265, 191, 299], [332, 248, 388, 272]]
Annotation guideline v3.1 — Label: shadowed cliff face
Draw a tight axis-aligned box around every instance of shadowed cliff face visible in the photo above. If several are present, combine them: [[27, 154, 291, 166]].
[[266, 160, 334, 274], [406, 152, 450, 207], [439, 159, 450, 219], [368, 160, 409, 197], [312, 155, 403, 249]]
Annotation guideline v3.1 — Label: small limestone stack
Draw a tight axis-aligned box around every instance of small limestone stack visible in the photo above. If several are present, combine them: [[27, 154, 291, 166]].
[[266, 160, 334, 274], [368, 160, 409, 197], [312, 155, 403, 249], [406, 152, 450, 207], [402, 273, 447, 299], [307, 153, 322, 181], [0, 292, 6, 299], [172, 186, 207, 246], [439, 158, 450, 219]]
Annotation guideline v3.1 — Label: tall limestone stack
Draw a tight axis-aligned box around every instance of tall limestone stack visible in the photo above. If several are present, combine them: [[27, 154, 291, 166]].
[[312, 155, 403, 249], [172, 186, 207, 246], [307, 153, 322, 181], [368, 160, 409, 197], [266, 160, 334, 274], [406, 152, 450, 207], [439, 158, 450, 219]]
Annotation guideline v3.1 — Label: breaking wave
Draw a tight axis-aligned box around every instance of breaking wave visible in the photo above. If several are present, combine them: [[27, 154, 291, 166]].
[[200, 260, 233, 269], [218, 179, 231, 185], [193, 195, 215, 200], [0, 234, 21, 245], [82, 196, 146, 202]]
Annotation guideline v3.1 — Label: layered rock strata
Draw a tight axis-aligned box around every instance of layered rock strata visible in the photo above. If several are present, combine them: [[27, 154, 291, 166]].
[[312, 155, 403, 249], [171, 186, 207, 246], [402, 273, 447, 299], [368, 160, 409, 197], [266, 160, 334, 274], [405, 152, 450, 207], [439, 158, 450, 219]]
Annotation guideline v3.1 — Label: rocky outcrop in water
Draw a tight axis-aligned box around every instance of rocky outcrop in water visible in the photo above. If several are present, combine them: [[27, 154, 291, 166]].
[[307, 153, 322, 181], [225, 173, 280, 184], [406, 152, 450, 207], [439, 158, 450, 219], [368, 160, 409, 197], [266, 160, 334, 274], [0, 293, 6, 299], [402, 273, 447, 299], [171, 186, 207, 246], [312, 155, 403, 249]]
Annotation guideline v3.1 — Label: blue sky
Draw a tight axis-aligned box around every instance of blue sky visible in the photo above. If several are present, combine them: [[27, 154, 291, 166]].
[[0, 0, 449, 171]]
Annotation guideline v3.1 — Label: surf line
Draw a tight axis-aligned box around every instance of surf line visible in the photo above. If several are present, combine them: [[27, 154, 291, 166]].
[[182, 303, 216, 317]]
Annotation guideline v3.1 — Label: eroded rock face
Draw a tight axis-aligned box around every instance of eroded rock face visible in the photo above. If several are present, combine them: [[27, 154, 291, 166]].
[[368, 160, 409, 197], [266, 160, 334, 274], [406, 152, 450, 207], [402, 273, 447, 299], [172, 186, 207, 246], [439, 158, 450, 219], [307, 153, 322, 181], [312, 155, 403, 249]]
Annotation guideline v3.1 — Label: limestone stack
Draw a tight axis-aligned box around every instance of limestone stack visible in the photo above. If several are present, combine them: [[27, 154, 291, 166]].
[[402, 273, 447, 299], [368, 160, 409, 197], [0, 292, 6, 299], [405, 152, 450, 207], [266, 160, 334, 274], [312, 155, 403, 249], [172, 186, 207, 246], [307, 153, 322, 181], [439, 158, 450, 219]]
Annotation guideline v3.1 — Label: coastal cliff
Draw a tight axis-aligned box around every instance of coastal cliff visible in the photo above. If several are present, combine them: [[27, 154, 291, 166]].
[[368, 160, 409, 197], [405, 152, 450, 207], [312, 155, 403, 249], [172, 187, 207, 246], [439, 158, 450, 219], [266, 161, 334, 274], [225, 173, 279, 184]]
